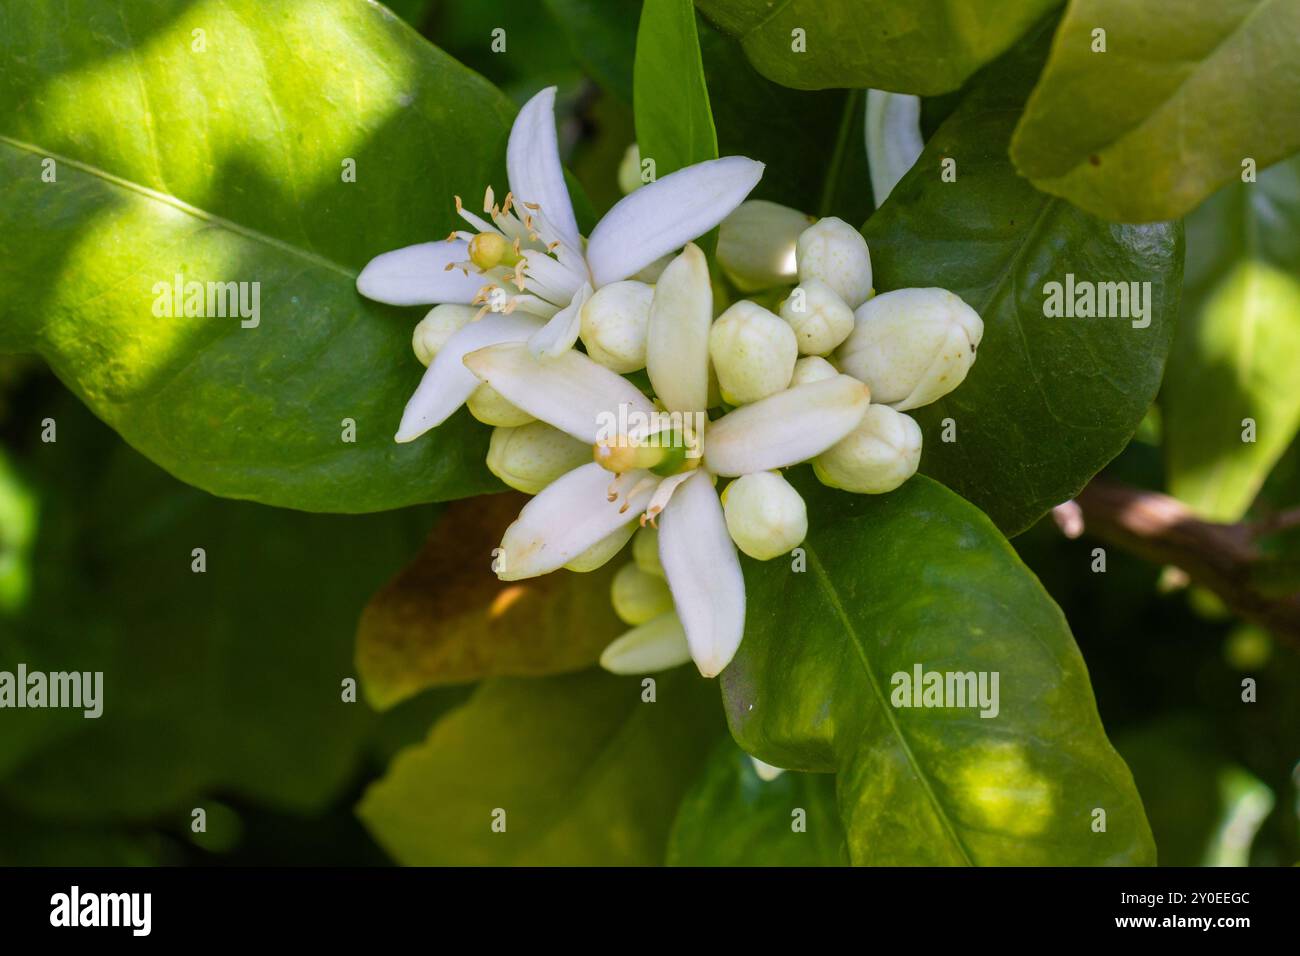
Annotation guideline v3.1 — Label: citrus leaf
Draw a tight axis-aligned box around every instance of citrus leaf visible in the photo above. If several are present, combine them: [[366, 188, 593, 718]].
[[722, 473, 1155, 865], [0, 0, 516, 512]]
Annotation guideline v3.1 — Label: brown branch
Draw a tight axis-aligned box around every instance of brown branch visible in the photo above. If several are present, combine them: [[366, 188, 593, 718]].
[[1072, 477, 1300, 650]]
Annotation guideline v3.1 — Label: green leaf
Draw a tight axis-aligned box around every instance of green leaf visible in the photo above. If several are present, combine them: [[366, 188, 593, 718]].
[[357, 668, 723, 865], [634, 0, 718, 179], [1010, 0, 1300, 222], [865, 27, 1182, 535], [722, 473, 1155, 865], [542, 0, 643, 103], [1161, 158, 1300, 521], [356, 492, 627, 709], [694, 0, 1058, 94], [0, 0, 516, 512], [700, 24, 871, 222], [0, 391, 426, 818], [667, 742, 847, 865]]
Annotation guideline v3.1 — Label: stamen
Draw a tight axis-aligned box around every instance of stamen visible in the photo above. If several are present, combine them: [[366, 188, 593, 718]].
[[454, 195, 464, 213], [482, 185, 495, 213]]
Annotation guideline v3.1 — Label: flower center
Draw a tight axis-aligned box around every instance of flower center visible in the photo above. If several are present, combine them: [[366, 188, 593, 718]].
[[593, 429, 701, 477]]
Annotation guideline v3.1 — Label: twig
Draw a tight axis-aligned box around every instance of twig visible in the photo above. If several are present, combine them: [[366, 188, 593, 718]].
[[1072, 477, 1300, 650]]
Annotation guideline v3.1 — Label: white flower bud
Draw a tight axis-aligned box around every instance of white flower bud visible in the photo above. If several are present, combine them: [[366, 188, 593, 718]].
[[632, 526, 664, 577], [836, 287, 983, 410], [796, 217, 873, 309], [717, 200, 813, 292], [600, 612, 691, 675], [413, 304, 477, 366], [618, 143, 643, 195], [611, 562, 674, 625], [566, 521, 637, 572], [486, 421, 589, 494], [468, 383, 535, 427], [708, 300, 797, 405], [580, 280, 654, 373], [813, 404, 921, 494], [779, 278, 855, 355], [721, 471, 808, 561], [790, 355, 839, 386]]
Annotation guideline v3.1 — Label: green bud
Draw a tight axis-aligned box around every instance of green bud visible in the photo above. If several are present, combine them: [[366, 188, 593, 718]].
[[611, 562, 675, 625], [468, 383, 535, 427], [813, 404, 922, 494], [632, 526, 664, 577], [413, 304, 477, 366], [487, 421, 590, 495], [565, 521, 637, 572], [796, 217, 873, 309], [717, 200, 813, 292], [721, 471, 808, 560], [708, 300, 798, 405], [779, 278, 855, 355], [580, 280, 654, 373]]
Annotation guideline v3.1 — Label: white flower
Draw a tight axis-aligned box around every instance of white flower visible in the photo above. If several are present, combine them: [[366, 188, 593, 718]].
[[779, 278, 856, 356], [356, 86, 763, 443], [796, 217, 874, 310], [463, 243, 869, 677], [813, 404, 922, 494], [709, 300, 798, 405]]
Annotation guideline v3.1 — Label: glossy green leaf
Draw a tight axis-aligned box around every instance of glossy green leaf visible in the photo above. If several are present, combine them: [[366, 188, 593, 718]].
[[700, 24, 871, 222], [0, 0, 516, 512], [694, 0, 1058, 94], [0, 391, 427, 819], [667, 742, 847, 865], [722, 473, 1155, 865], [358, 668, 723, 865], [356, 492, 626, 709], [1161, 158, 1300, 521], [865, 27, 1182, 535], [634, 0, 718, 180], [1011, 0, 1300, 222]]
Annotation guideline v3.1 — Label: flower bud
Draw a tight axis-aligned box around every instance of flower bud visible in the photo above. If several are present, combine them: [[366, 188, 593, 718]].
[[796, 217, 873, 309], [790, 355, 839, 387], [565, 521, 636, 572], [708, 300, 797, 405], [836, 287, 983, 410], [618, 143, 643, 195], [611, 562, 675, 625], [632, 526, 664, 577], [779, 278, 855, 355], [468, 383, 535, 427], [487, 421, 590, 494], [717, 200, 813, 292], [580, 280, 654, 373], [813, 404, 922, 494], [721, 471, 808, 560], [413, 304, 477, 366], [600, 612, 691, 674]]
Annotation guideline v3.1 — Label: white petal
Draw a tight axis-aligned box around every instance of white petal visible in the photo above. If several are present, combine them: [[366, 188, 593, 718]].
[[750, 757, 786, 782], [528, 282, 592, 357], [356, 241, 486, 306], [659, 470, 745, 678], [646, 244, 711, 413], [704, 374, 870, 476], [865, 90, 924, 208], [586, 156, 764, 287], [463, 341, 656, 444], [600, 612, 692, 674], [497, 463, 656, 579], [507, 86, 582, 253], [394, 313, 542, 442]]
